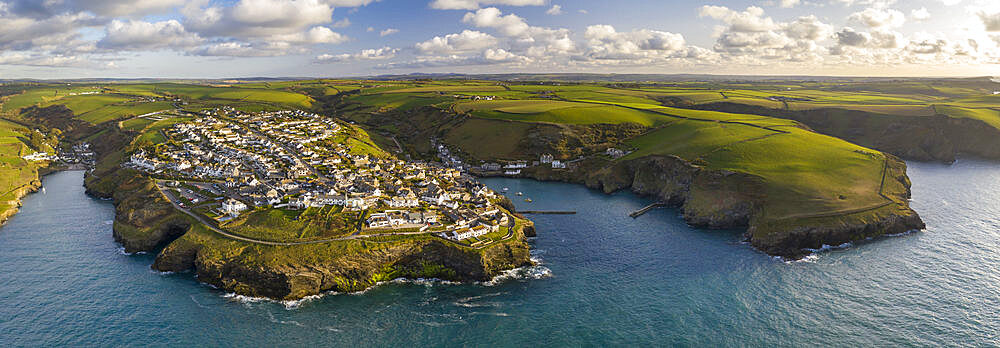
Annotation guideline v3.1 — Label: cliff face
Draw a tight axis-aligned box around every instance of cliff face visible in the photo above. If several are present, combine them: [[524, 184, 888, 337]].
[[151, 227, 533, 300], [513, 154, 923, 259], [86, 171, 192, 253], [0, 178, 42, 227], [690, 102, 1000, 163]]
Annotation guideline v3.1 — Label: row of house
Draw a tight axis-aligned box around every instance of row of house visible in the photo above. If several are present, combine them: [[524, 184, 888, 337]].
[[130, 108, 510, 238]]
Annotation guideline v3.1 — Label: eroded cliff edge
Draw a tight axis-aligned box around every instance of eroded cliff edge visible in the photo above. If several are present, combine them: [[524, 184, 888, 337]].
[[507, 154, 924, 259]]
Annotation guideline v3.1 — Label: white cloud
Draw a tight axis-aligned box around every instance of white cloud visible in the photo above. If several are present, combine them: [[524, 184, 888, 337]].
[[98, 19, 202, 50], [699, 6, 779, 33], [316, 46, 398, 62], [0, 53, 95, 67], [849, 7, 906, 28], [327, 0, 379, 6], [0, 11, 100, 53], [461, 7, 575, 57], [2, 0, 184, 18], [429, 0, 546, 10], [173, 0, 362, 57], [779, 0, 800, 9], [380, 28, 400, 36], [379, 48, 531, 69], [462, 7, 533, 37], [979, 11, 1000, 32], [910, 7, 930, 21], [546, 5, 562, 15], [699, 6, 831, 62], [416, 30, 497, 54], [583, 24, 687, 60], [190, 41, 292, 57], [832, 27, 902, 50], [831, 0, 898, 7], [332, 18, 351, 28], [182, 0, 337, 38], [76, 0, 184, 16]]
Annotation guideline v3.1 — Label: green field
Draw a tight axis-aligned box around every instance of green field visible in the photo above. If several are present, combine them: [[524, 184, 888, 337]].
[[133, 116, 192, 146], [0, 119, 44, 217], [1, 86, 103, 114], [935, 105, 1000, 129], [455, 100, 670, 126], [224, 206, 358, 242], [120, 117, 158, 131]]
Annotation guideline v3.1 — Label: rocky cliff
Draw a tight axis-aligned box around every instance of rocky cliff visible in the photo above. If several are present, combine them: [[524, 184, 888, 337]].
[[0, 178, 42, 227], [152, 230, 532, 300], [508, 154, 923, 259]]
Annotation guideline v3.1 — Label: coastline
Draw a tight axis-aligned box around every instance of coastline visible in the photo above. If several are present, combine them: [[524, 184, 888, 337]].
[[0, 164, 91, 229], [473, 153, 925, 259], [0, 180, 41, 228]]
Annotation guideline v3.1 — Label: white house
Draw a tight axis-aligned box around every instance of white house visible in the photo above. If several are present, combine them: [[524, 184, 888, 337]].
[[450, 225, 491, 240], [221, 199, 248, 215], [386, 195, 420, 208], [540, 153, 554, 164], [367, 212, 390, 228], [606, 148, 625, 158]]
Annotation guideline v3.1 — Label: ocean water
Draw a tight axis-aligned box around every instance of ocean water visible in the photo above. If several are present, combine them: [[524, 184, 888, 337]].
[[1, 161, 999, 346]]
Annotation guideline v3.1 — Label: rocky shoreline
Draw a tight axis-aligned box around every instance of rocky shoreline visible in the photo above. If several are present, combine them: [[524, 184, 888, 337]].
[[0, 163, 62, 229], [0, 179, 42, 228], [480, 153, 925, 259]]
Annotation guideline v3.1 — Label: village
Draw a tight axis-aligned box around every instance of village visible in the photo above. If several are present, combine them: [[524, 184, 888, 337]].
[[124, 107, 516, 244], [22, 142, 96, 168]]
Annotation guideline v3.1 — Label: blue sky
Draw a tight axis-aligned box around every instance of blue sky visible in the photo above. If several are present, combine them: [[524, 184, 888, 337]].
[[0, 0, 999, 78]]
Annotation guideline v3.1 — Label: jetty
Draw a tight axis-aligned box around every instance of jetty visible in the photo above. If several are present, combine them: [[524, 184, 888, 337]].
[[629, 202, 666, 218], [517, 211, 576, 215]]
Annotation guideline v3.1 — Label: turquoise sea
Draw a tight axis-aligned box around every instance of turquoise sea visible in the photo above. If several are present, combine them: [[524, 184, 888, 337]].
[[1, 160, 999, 346]]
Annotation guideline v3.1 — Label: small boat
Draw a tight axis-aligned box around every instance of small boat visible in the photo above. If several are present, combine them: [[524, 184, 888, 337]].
[[503, 187, 509, 191], [516, 192, 523, 196], [524, 198, 533, 203]]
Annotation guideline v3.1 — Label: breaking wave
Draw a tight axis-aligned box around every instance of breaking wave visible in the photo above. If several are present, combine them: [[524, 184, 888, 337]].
[[222, 292, 330, 310], [115, 247, 145, 256], [479, 264, 552, 286], [805, 242, 853, 253]]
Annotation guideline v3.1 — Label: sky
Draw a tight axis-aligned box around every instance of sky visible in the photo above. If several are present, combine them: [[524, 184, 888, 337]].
[[2, 0, 1000, 78]]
